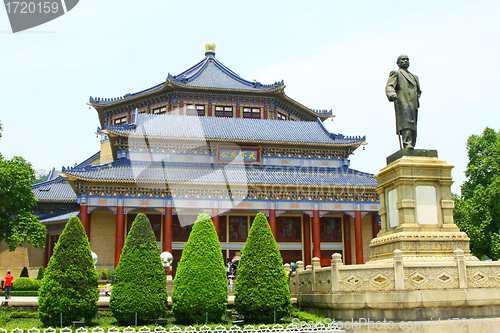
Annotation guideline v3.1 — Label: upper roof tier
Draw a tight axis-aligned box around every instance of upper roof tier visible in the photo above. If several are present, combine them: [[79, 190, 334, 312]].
[[103, 114, 365, 147], [87, 42, 333, 118]]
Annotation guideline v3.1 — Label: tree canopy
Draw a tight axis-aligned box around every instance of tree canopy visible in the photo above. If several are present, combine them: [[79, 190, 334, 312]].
[[454, 127, 500, 260], [0, 128, 46, 250]]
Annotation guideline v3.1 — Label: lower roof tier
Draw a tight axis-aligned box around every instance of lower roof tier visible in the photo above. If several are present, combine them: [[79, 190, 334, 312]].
[[62, 164, 376, 188]]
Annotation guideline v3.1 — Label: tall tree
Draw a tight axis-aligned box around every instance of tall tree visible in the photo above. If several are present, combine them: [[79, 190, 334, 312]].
[[0, 120, 46, 250], [454, 127, 500, 259], [172, 212, 227, 324], [38, 216, 99, 326], [110, 213, 168, 324]]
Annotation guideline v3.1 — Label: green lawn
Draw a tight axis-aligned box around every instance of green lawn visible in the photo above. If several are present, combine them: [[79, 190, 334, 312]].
[[0, 309, 323, 330]]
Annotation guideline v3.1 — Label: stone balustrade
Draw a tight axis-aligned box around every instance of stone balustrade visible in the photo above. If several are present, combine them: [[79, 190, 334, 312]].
[[290, 249, 500, 293]]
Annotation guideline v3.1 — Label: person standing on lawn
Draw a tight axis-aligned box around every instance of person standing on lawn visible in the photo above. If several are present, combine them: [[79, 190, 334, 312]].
[[4, 271, 13, 299]]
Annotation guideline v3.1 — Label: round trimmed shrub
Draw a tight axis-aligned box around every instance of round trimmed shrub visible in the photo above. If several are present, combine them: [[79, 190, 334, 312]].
[[234, 213, 291, 323], [172, 212, 227, 324], [110, 213, 168, 325], [12, 277, 40, 291], [38, 216, 99, 326]]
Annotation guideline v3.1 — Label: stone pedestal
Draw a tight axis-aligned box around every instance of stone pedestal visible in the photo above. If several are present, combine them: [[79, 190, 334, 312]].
[[369, 149, 477, 262]]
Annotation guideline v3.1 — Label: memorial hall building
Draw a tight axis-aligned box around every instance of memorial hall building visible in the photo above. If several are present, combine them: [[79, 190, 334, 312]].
[[1, 43, 380, 276]]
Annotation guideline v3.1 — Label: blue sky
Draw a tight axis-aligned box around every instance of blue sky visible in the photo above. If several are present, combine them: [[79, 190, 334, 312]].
[[1, 0, 499, 194]]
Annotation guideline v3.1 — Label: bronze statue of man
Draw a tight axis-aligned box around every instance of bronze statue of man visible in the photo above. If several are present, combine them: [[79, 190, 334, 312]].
[[386, 55, 422, 149]]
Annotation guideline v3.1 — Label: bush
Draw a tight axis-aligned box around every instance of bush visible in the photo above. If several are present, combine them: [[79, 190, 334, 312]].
[[36, 267, 44, 280], [172, 213, 227, 324], [20, 267, 29, 278], [110, 213, 168, 325], [38, 216, 99, 326], [12, 277, 40, 291], [234, 213, 291, 323]]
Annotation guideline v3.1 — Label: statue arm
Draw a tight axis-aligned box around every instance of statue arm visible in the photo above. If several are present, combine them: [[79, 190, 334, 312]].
[[386, 71, 398, 101], [415, 75, 422, 99]]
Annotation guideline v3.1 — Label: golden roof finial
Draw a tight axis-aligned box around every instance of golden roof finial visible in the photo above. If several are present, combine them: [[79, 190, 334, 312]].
[[205, 41, 216, 52]]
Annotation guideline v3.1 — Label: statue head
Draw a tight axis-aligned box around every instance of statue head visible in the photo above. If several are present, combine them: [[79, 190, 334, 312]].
[[397, 55, 410, 69]]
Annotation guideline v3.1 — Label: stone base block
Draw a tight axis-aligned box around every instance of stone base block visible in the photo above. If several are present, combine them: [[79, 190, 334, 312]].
[[368, 231, 478, 262], [298, 288, 500, 321]]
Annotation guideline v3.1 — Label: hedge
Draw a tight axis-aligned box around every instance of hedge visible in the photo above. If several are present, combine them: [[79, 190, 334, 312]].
[[172, 212, 227, 324], [234, 213, 291, 323], [0, 291, 39, 296], [110, 213, 168, 325]]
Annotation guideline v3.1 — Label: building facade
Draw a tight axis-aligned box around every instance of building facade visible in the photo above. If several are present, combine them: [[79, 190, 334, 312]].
[[1, 43, 380, 276]]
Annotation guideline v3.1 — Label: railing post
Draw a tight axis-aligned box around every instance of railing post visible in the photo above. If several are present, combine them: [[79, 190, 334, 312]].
[[454, 248, 467, 289], [311, 257, 320, 292], [393, 249, 404, 291], [296, 261, 304, 293], [331, 253, 342, 292]]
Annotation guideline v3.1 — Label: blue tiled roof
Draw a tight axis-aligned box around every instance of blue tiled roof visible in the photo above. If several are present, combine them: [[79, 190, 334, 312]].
[[167, 56, 283, 91], [89, 54, 284, 105], [32, 178, 77, 203], [105, 114, 365, 146], [32, 152, 100, 203], [39, 210, 79, 224], [63, 164, 376, 188]]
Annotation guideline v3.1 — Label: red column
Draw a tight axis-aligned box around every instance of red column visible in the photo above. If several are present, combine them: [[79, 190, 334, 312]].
[[303, 214, 311, 267], [87, 212, 92, 244], [44, 234, 50, 267], [163, 207, 173, 253], [343, 214, 352, 265], [269, 209, 276, 238], [312, 209, 321, 259], [79, 204, 88, 236], [372, 214, 380, 238], [355, 210, 363, 264], [115, 206, 125, 267], [212, 208, 219, 236]]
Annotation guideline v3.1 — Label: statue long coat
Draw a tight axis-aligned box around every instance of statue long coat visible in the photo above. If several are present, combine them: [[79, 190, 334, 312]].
[[386, 69, 421, 134]]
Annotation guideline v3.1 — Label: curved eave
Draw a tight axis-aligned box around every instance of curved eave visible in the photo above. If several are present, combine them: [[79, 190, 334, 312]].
[[60, 174, 376, 190], [36, 198, 76, 204], [278, 91, 334, 121], [88, 80, 333, 122], [87, 81, 172, 109], [87, 77, 284, 110], [103, 129, 366, 148]]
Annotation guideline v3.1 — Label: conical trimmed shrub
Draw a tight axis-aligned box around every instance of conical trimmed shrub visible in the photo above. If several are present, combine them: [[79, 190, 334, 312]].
[[172, 212, 227, 324], [20, 267, 29, 278], [110, 213, 168, 324], [234, 213, 291, 323], [38, 217, 99, 326], [36, 266, 44, 280]]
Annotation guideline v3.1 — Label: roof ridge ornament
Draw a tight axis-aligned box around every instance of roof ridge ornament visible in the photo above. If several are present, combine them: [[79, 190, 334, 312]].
[[205, 41, 216, 58]]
